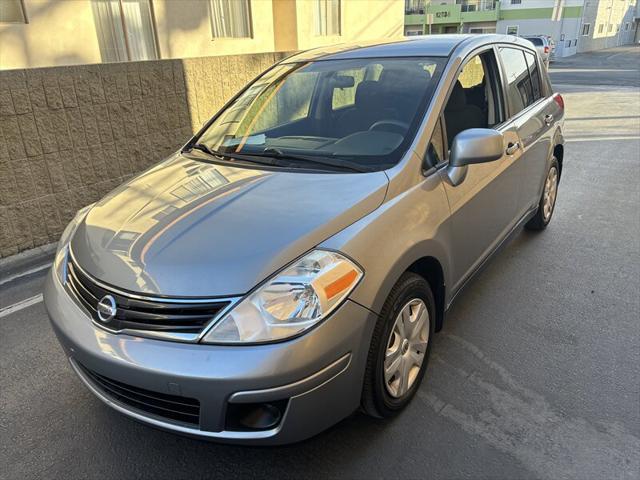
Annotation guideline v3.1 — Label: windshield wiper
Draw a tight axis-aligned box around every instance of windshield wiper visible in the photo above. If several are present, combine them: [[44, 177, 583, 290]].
[[183, 143, 281, 167], [184, 144, 372, 173], [187, 143, 217, 156], [250, 151, 372, 173]]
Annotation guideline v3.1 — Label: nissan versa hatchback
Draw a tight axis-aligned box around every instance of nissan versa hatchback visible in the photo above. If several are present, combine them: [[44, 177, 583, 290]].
[[44, 35, 564, 445]]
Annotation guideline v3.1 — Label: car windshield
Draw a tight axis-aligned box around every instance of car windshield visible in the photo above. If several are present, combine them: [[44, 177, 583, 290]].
[[193, 57, 445, 171]]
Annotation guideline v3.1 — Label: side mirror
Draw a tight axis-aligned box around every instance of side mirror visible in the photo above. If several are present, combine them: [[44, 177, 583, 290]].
[[450, 128, 504, 167], [446, 129, 504, 186]]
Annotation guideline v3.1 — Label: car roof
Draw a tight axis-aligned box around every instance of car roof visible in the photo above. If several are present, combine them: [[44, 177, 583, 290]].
[[281, 34, 532, 63]]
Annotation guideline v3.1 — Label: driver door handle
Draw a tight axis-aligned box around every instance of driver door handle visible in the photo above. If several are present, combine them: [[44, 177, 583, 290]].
[[505, 142, 520, 155]]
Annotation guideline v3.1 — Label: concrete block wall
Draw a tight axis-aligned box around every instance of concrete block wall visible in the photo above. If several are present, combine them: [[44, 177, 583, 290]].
[[0, 52, 287, 258]]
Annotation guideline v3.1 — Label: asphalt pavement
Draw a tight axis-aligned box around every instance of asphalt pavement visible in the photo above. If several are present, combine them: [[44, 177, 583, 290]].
[[1, 46, 639, 480]]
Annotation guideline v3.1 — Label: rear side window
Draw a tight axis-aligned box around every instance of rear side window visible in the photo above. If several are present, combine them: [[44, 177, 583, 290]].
[[499, 47, 535, 116], [524, 50, 543, 102], [526, 37, 544, 46]]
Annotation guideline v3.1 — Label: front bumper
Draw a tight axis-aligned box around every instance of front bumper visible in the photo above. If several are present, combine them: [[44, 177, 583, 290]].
[[43, 269, 377, 445]]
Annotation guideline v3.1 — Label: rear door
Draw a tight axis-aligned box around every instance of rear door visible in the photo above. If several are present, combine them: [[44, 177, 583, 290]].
[[496, 46, 557, 215]]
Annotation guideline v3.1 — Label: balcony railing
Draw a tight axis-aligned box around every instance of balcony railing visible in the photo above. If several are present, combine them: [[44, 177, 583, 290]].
[[456, 0, 498, 12], [405, 0, 426, 14]]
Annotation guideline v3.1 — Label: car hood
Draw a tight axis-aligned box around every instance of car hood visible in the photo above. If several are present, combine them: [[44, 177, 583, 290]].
[[70, 154, 388, 297]]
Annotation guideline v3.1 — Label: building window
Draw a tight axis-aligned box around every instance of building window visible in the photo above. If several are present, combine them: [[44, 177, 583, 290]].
[[506, 25, 519, 36], [209, 0, 252, 38], [315, 0, 341, 36], [91, 0, 158, 62], [598, 23, 604, 33], [608, 24, 613, 32], [0, 0, 27, 23], [405, 0, 426, 14], [581, 23, 590, 36], [510, 0, 522, 4], [625, 22, 630, 30], [405, 29, 424, 36], [470, 27, 497, 34]]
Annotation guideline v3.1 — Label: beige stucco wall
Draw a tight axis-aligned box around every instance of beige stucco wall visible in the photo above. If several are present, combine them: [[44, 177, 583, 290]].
[[1, 0, 404, 70], [0, 0, 102, 70], [153, 0, 276, 59], [294, 0, 404, 51], [273, 0, 299, 51], [153, 0, 405, 57]]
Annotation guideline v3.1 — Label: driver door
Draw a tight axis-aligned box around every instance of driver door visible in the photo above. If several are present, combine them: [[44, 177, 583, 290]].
[[438, 48, 524, 294]]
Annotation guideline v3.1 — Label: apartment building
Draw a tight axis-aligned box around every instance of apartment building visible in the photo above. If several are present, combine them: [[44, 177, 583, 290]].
[[0, 0, 404, 70], [404, 0, 499, 35], [496, 0, 586, 57], [577, 0, 638, 52], [405, 0, 638, 57]]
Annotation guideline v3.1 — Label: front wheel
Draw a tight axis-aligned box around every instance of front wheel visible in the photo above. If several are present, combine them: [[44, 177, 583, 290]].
[[361, 273, 435, 418], [526, 157, 559, 231]]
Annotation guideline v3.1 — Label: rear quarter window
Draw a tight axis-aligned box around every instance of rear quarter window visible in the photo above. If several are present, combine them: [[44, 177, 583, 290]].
[[523, 50, 543, 102]]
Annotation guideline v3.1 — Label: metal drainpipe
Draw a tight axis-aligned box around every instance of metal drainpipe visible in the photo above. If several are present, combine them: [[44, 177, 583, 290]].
[[558, 0, 567, 56], [605, 0, 614, 48], [576, 0, 587, 54]]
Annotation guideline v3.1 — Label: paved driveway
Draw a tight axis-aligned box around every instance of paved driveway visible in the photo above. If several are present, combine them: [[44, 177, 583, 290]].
[[1, 46, 638, 480]]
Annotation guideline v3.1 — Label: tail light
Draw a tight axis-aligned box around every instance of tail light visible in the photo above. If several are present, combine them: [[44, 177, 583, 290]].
[[544, 46, 550, 54], [553, 93, 564, 109]]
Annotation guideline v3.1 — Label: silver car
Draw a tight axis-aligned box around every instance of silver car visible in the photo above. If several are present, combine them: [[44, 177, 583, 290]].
[[44, 35, 564, 445], [523, 36, 554, 66]]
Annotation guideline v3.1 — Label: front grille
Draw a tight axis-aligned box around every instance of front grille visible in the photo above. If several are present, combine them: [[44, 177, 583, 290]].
[[79, 363, 200, 426], [65, 255, 230, 335]]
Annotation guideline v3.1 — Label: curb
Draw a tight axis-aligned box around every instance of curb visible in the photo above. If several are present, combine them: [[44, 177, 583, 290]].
[[0, 243, 58, 282]]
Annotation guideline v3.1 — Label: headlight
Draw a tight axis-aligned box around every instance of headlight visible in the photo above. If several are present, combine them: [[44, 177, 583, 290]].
[[202, 250, 363, 344], [54, 203, 94, 283]]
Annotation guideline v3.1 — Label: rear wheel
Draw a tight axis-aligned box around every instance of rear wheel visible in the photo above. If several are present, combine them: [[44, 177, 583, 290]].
[[361, 273, 435, 418], [526, 157, 559, 231]]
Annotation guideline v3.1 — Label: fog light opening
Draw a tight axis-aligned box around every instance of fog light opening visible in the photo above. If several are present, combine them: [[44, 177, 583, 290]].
[[225, 400, 288, 431]]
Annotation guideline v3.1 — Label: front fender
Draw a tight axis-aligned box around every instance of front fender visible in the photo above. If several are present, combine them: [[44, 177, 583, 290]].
[[320, 170, 453, 317]]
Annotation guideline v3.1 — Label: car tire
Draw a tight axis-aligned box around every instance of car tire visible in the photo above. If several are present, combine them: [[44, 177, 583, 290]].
[[526, 156, 560, 231], [361, 272, 435, 418]]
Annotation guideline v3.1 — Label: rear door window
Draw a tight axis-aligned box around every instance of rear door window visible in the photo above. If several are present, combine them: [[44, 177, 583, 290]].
[[498, 47, 535, 116]]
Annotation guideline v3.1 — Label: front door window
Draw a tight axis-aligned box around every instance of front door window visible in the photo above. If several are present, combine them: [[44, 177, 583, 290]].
[[443, 51, 504, 148]]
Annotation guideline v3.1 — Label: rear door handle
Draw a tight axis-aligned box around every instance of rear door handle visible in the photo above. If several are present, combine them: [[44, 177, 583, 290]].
[[544, 114, 554, 125], [505, 142, 520, 155]]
